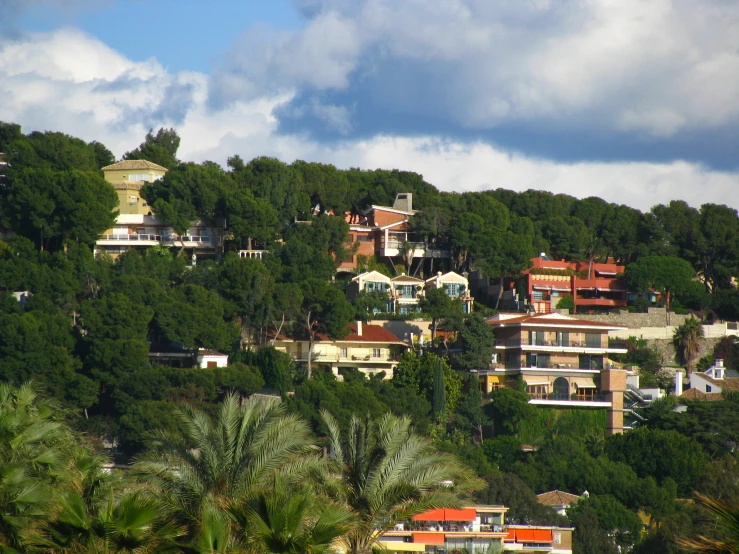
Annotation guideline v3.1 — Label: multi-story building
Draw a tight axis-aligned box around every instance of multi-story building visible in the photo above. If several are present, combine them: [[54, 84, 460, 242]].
[[520, 255, 628, 314], [480, 312, 629, 434], [347, 271, 474, 314], [378, 505, 508, 553], [377, 506, 573, 554], [340, 193, 449, 273], [272, 322, 408, 379], [95, 160, 223, 261]]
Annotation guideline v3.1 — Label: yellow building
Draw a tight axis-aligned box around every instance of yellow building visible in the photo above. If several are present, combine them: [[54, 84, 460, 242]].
[[96, 159, 223, 261], [272, 322, 407, 379]]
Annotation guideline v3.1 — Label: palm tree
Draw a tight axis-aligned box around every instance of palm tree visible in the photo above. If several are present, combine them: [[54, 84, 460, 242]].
[[0, 383, 74, 550], [676, 492, 739, 553], [41, 491, 185, 553], [133, 393, 323, 546], [321, 411, 483, 554], [673, 316, 704, 374], [237, 478, 352, 553]]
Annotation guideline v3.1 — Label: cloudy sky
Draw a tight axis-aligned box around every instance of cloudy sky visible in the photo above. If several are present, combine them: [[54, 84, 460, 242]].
[[1, 0, 738, 211]]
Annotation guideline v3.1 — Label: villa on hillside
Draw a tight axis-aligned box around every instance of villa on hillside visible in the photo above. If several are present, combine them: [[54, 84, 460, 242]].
[[347, 270, 474, 315], [271, 321, 407, 379], [95, 160, 223, 262], [480, 312, 629, 434], [339, 193, 449, 273], [688, 359, 739, 397]]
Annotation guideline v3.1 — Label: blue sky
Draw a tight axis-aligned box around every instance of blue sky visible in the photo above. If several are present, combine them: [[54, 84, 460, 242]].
[[2, 0, 739, 210]]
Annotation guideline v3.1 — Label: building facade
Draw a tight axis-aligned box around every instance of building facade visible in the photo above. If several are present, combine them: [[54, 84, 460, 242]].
[[520, 255, 628, 314], [480, 313, 629, 434], [95, 160, 223, 261], [689, 359, 739, 395], [272, 322, 407, 379], [378, 506, 508, 553], [347, 270, 474, 314]]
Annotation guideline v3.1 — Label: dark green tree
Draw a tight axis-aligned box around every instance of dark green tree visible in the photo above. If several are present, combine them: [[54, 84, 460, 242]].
[[123, 128, 180, 169], [432, 357, 447, 421]]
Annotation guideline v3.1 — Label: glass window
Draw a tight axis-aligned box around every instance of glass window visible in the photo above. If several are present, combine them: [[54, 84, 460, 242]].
[[585, 333, 602, 347], [372, 348, 381, 358], [340, 348, 348, 359], [533, 291, 544, 301]]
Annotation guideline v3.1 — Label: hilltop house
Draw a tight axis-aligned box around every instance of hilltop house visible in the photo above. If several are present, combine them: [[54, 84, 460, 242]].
[[347, 270, 473, 314], [95, 160, 223, 262], [481, 312, 629, 434], [688, 359, 739, 396], [272, 322, 407, 379], [340, 193, 449, 273], [536, 490, 581, 516]]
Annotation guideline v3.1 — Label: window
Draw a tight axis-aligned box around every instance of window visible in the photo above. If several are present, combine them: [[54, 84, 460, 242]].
[[533, 290, 544, 301], [526, 385, 547, 398], [585, 333, 602, 347], [445, 283, 463, 298], [554, 532, 561, 545], [357, 235, 372, 242], [706, 385, 712, 392], [372, 348, 381, 358], [340, 348, 348, 359], [128, 195, 138, 206], [396, 285, 416, 299], [365, 281, 385, 293], [488, 382, 502, 393]]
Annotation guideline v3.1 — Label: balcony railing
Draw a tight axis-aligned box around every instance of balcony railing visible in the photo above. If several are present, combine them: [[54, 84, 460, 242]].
[[496, 339, 604, 348], [528, 392, 607, 402], [99, 234, 218, 244]]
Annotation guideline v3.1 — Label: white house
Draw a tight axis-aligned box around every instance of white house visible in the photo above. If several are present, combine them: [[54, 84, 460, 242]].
[[197, 349, 229, 369], [689, 359, 739, 395]]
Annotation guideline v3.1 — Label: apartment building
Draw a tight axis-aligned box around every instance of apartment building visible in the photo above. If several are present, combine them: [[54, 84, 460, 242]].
[[377, 506, 573, 554], [272, 322, 407, 379], [521, 255, 628, 314], [95, 160, 223, 261], [378, 506, 508, 553], [347, 270, 473, 314], [481, 312, 629, 434]]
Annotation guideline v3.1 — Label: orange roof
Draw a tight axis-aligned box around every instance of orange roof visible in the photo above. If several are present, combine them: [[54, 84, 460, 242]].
[[536, 490, 581, 507], [413, 533, 444, 545]]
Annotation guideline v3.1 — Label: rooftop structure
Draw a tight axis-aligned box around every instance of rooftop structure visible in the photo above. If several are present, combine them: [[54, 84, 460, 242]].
[[688, 359, 739, 397]]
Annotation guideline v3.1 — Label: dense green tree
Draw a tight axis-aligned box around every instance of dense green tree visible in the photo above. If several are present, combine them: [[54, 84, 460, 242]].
[[673, 316, 704, 373], [124, 127, 181, 169], [484, 387, 536, 435], [213, 362, 265, 397], [393, 351, 462, 415], [568, 495, 644, 551], [454, 313, 496, 370], [420, 287, 461, 342], [605, 427, 708, 495], [625, 256, 695, 309]]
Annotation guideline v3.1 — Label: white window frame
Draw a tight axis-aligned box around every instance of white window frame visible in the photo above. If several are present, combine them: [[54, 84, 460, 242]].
[[372, 348, 381, 358]]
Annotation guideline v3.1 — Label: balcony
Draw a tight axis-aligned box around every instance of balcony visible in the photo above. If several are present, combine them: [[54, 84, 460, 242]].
[[495, 338, 625, 354], [381, 239, 450, 259]]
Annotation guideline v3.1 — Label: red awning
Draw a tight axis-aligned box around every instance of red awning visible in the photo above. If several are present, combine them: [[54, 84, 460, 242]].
[[514, 529, 553, 542], [413, 508, 476, 522], [413, 533, 445, 545], [413, 509, 445, 521], [443, 508, 477, 521], [505, 529, 516, 541]]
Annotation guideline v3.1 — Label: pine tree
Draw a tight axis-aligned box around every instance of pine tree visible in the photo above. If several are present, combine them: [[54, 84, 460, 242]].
[[433, 357, 446, 421]]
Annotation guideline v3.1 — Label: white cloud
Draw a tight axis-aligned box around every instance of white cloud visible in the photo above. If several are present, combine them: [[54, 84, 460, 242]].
[[214, 0, 739, 137], [1, 28, 739, 214]]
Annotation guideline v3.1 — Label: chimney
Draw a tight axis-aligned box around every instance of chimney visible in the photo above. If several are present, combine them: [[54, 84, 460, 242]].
[[674, 370, 683, 396], [356, 320, 362, 337], [392, 193, 413, 212]]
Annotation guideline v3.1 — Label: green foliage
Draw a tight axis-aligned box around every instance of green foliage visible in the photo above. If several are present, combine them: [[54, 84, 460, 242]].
[[124, 127, 181, 169], [454, 313, 496, 370], [555, 295, 574, 311], [673, 316, 704, 371], [476, 473, 568, 526], [484, 387, 536, 436], [394, 351, 462, 414]]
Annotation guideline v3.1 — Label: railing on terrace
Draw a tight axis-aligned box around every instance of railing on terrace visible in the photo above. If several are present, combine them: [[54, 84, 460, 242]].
[[401, 522, 504, 533], [496, 339, 605, 348], [99, 234, 217, 243], [528, 393, 608, 402]]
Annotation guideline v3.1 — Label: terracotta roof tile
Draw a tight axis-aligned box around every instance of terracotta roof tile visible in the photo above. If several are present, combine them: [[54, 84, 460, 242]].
[[102, 159, 168, 172], [536, 490, 581, 507], [680, 389, 724, 401]]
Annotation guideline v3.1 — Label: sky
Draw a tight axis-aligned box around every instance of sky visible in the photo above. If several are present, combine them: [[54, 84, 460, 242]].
[[1, 0, 739, 211]]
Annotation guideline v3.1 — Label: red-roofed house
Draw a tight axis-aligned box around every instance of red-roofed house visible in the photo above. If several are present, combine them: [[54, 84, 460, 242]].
[[536, 490, 581, 516], [483, 312, 629, 434], [272, 322, 408, 379]]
